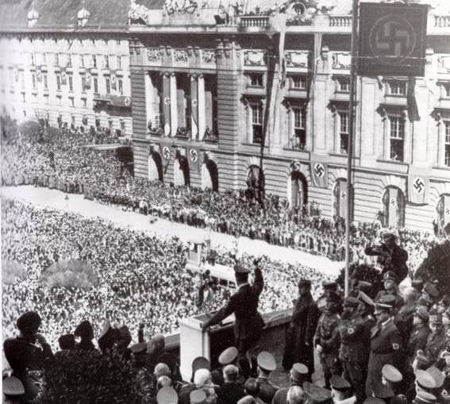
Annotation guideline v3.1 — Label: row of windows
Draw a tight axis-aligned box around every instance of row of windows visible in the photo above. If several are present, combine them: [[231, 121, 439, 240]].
[[28, 53, 126, 70]]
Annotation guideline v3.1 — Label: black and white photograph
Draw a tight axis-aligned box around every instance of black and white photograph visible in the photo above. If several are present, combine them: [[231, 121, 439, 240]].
[[1, 0, 450, 402]]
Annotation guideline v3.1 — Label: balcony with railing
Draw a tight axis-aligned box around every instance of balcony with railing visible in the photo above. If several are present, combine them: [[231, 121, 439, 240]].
[[238, 15, 270, 28], [329, 15, 351, 27]]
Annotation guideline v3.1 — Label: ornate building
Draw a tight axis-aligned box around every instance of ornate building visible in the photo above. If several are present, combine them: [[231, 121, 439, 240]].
[[129, 0, 450, 233]]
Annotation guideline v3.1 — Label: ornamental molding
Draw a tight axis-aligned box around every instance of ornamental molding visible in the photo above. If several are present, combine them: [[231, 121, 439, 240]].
[[285, 51, 309, 68], [244, 50, 267, 66], [173, 49, 189, 64], [201, 49, 216, 65], [147, 48, 162, 63], [332, 52, 351, 70], [164, 0, 198, 15], [129, 0, 152, 24]]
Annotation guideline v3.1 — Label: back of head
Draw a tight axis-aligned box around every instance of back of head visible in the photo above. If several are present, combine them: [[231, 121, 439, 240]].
[[58, 334, 75, 350], [194, 368, 211, 388], [244, 378, 260, 397], [223, 364, 239, 383], [288, 386, 305, 404], [17, 311, 41, 336], [74, 320, 94, 340], [157, 375, 173, 389], [155, 362, 171, 378]]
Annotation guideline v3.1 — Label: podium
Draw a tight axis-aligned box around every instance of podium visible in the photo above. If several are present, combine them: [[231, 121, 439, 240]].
[[179, 312, 235, 381]]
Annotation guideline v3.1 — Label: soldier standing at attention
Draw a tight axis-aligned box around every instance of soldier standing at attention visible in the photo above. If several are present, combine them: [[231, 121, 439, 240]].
[[315, 292, 342, 389]]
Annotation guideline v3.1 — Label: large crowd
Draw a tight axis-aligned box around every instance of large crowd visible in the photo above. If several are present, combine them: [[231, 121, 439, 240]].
[[1, 120, 440, 274]]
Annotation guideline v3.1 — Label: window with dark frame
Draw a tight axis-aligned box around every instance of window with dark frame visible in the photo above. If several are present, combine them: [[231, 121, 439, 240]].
[[249, 73, 263, 87], [56, 74, 61, 91], [443, 83, 450, 98], [338, 77, 350, 92], [118, 78, 123, 95], [445, 121, 450, 167], [93, 77, 98, 94], [292, 107, 306, 150], [389, 116, 405, 161], [251, 103, 263, 144], [388, 81, 407, 96], [339, 111, 349, 154], [292, 75, 307, 90], [68, 75, 73, 92], [105, 77, 111, 94]]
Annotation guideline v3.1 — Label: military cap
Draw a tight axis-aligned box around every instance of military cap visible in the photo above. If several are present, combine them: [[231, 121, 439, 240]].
[[223, 364, 239, 377], [382, 364, 403, 384], [291, 363, 309, 381], [257, 351, 276, 372], [74, 320, 94, 339], [415, 307, 430, 322], [156, 386, 178, 404], [192, 356, 210, 373], [364, 398, 385, 404], [359, 291, 374, 306], [234, 264, 250, 274], [415, 370, 437, 390], [17, 311, 41, 334], [3, 376, 25, 396], [383, 271, 398, 283], [298, 279, 312, 288], [414, 390, 437, 404], [238, 396, 257, 404], [190, 389, 207, 404], [426, 366, 445, 389], [329, 375, 351, 391], [155, 363, 171, 378], [343, 296, 360, 308], [218, 346, 238, 365], [194, 368, 211, 388], [376, 294, 396, 309], [58, 333, 75, 350], [130, 342, 148, 354], [303, 381, 332, 404], [430, 314, 443, 325], [322, 281, 337, 290]]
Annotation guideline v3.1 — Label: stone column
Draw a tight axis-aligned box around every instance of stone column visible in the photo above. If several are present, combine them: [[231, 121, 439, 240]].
[[437, 117, 445, 167], [170, 72, 178, 137], [190, 73, 198, 140], [198, 74, 206, 140]]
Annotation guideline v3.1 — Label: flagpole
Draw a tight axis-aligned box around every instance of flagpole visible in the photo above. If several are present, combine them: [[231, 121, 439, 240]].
[[345, 0, 359, 298]]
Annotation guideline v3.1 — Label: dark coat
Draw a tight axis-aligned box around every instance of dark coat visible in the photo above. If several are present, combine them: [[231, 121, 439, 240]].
[[364, 244, 408, 282], [203, 267, 264, 349], [256, 377, 278, 403], [282, 292, 319, 374], [407, 324, 431, 360], [217, 382, 246, 404]]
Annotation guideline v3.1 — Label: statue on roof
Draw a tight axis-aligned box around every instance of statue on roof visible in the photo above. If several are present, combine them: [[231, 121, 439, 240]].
[[164, 0, 198, 15], [129, 0, 152, 24]]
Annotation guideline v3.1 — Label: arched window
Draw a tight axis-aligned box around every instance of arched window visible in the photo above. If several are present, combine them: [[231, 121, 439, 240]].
[[201, 160, 219, 192], [148, 152, 163, 182], [382, 187, 405, 228], [246, 165, 264, 202], [333, 179, 348, 220], [174, 154, 190, 186], [436, 194, 450, 233], [290, 171, 308, 208]]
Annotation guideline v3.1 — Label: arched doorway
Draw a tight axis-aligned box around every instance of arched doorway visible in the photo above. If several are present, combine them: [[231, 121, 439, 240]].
[[174, 154, 190, 186], [436, 194, 450, 234], [382, 187, 405, 227], [201, 159, 219, 192], [148, 152, 163, 182], [246, 165, 264, 202], [290, 171, 308, 209], [333, 179, 348, 220]]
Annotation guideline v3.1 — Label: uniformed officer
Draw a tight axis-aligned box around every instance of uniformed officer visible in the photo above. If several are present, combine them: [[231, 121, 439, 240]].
[[425, 314, 447, 365], [366, 295, 402, 398], [271, 363, 309, 404], [315, 292, 342, 389], [408, 307, 431, 365], [255, 351, 278, 403], [303, 381, 333, 404], [3, 375, 25, 404], [330, 375, 356, 404], [316, 282, 342, 314], [339, 296, 368, 403], [374, 272, 404, 313]]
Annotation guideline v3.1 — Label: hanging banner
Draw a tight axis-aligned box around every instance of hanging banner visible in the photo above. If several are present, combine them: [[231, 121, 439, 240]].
[[311, 162, 328, 188], [408, 175, 429, 205], [358, 3, 427, 76]]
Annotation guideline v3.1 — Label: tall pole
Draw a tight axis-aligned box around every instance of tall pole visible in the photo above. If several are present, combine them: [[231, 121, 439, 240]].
[[345, 0, 359, 297]]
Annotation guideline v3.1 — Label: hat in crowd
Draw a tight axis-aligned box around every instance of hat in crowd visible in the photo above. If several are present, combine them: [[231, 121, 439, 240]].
[[344, 296, 360, 308], [234, 264, 250, 274], [364, 398, 385, 404], [194, 368, 211, 388], [237, 396, 258, 404], [359, 291, 375, 306], [383, 271, 398, 284], [3, 376, 25, 396], [74, 320, 94, 339], [130, 342, 148, 354], [329, 375, 351, 392], [415, 307, 430, 322], [376, 294, 396, 310], [156, 386, 178, 404], [326, 292, 341, 305], [416, 370, 437, 390], [414, 390, 437, 404], [223, 364, 239, 377], [192, 356, 210, 373], [219, 346, 238, 365], [155, 363, 171, 378], [17, 311, 41, 334], [190, 389, 207, 404], [424, 283, 440, 298], [58, 334, 75, 350], [298, 279, 312, 288], [426, 366, 445, 389], [382, 364, 403, 384], [430, 314, 443, 325], [303, 382, 332, 404], [289, 363, 309, 384], [323, 281, 337, 290], [257, 351, 276, 372]]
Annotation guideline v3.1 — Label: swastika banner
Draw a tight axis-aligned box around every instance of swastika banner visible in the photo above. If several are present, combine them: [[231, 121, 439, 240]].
[[408, 175, 429, 205], [311, 162, 328, 188], [358, 3, 427, 76]]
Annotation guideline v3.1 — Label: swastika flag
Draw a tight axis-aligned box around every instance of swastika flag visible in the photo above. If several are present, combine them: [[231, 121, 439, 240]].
[[311, 162, 328, 188], [408, 175, 429, 204]]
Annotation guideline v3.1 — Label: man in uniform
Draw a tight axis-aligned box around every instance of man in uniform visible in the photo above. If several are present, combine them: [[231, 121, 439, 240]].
[[339, 296, 368, 403], [3, 311, 54, 402], [315, 292, 342, 389], [374, 272, 404, 313], [272, 363, 309, 404], [424, 314, 447, 366], [202, 259, 264, 378], [282, 279, 319, 379], [316, 282, 342, 314], [255, 351, 278, 403], [366, 295, 402, 398]]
